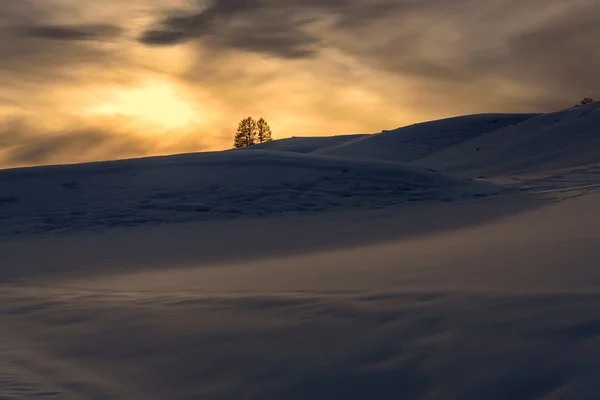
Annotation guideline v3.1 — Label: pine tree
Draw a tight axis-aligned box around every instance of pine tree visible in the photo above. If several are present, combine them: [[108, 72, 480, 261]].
[[581, 97, 595, 105], [233, 129, 246, 148], [256, 118, 273, 143], [233, 117, 257, 148]]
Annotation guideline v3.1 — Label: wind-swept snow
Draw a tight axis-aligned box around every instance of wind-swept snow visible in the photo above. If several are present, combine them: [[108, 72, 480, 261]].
[[315, 113, 537, 162], [416, 102, 600, 175], [2, 192, 600, 399], [0, 150, 497, 237]]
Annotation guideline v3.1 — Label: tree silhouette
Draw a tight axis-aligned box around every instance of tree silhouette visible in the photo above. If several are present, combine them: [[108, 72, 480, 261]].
[[233, 117, 274, 148], [581, 97, 595, 105], [256, 118, 273, 143], [233, 117, 257, 148]]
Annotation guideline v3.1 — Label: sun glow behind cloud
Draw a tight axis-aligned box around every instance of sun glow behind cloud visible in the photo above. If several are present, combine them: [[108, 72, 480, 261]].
[[85, 79, 199, 129]]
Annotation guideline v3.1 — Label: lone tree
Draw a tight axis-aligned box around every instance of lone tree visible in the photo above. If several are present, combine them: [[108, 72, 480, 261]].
[[581, 97, 595, 105], [234, 117, 257, 148], [256, 118, 273, 143]]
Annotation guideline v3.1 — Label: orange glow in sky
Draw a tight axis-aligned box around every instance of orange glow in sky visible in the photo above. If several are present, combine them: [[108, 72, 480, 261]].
[[0, 0, 596, 168], [86, 80, 199, 129]]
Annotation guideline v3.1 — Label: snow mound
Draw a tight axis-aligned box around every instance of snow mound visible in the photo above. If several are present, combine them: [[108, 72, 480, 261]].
[[315, 114, 538, 162], [243, 134, 367, 154], [416, 102, 600, 175], [0, 150, 498, 237]]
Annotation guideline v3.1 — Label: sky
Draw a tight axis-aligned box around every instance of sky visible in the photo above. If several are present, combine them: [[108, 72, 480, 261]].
[[0, 0, 598, 168]]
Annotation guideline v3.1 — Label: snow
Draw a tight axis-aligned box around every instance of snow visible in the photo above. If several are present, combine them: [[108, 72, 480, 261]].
[[245, 134, 368, 153], [1, 104, 600, 399], [0, 150, 498, 237], [315, 113, 538, 162], [415, 102, 600, 175]]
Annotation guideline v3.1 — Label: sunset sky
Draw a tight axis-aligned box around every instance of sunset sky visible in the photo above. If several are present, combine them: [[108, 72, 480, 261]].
[[0, 0, 598, 168]]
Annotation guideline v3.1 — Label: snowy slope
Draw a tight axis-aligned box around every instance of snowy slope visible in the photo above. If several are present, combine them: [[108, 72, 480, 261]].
[[245, 134, 367, 153], [0, 149, 498, 237], [416, 102, 600, 175], [2, 190, 600, 399], [315, 113, 537, 162]]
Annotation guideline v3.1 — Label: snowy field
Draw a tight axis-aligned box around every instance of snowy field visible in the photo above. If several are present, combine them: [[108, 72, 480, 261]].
[[1, 102, 600, 399]]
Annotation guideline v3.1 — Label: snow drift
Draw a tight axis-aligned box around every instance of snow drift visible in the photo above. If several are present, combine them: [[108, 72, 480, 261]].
[[0, 149, 498, 237], [315, 113, 537, 162], [415, 102, 600, 175]]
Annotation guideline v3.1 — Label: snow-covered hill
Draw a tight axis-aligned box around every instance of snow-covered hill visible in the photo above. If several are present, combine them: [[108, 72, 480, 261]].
[[0, 150, 498, 237], [314, 113, 537, 162], [415, 102, 600, 175]]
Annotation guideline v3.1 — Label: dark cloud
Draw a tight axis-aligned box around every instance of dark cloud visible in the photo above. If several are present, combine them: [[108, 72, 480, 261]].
[[140, 0, 326, 58], [0, 34, 124, 96], [138, 0, 467, 55], [502, 6, 600, 105], [0, 119, 147, 166], [0, 1, 127, 88], [140, 0, 599, 110], [20, 24, 122, 41], [371, 1, 600, 110], [139, 0, 412, 57], [0, 117, 216, 168]]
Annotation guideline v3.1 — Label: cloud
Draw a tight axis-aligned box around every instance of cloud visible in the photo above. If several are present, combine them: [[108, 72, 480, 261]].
[[20, 24, 122, 41], [139, 0, 425, 58], [0, 1, 129, 88], [140, 0, 326, 58], [138, 0, 458, 54], [140, 0, 599, 110], [0, 119, 143, 167], [0, 116, 218, 169], [501, 5, 600, 105]]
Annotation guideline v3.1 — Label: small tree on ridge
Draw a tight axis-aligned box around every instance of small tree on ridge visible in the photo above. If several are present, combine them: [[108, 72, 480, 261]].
[[581, 97, 595, 105], [233, 117, 274, 148], [234, 117, 257, 148], [256, 118, 273, 143]]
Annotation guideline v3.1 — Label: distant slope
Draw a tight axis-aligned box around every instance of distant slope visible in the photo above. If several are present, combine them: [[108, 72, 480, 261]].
[[244, 134, 367, 154], [0, 150, 499, 237], [315, 114, 538, 162], [415, 102, 600, 175]]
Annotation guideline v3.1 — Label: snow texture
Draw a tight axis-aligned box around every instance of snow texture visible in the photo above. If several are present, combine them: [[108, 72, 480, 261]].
[[416, 102, 600, 174], [315, 113, 538, 162], [0, 150, 499, 237], [245, 134, 368, 154]]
